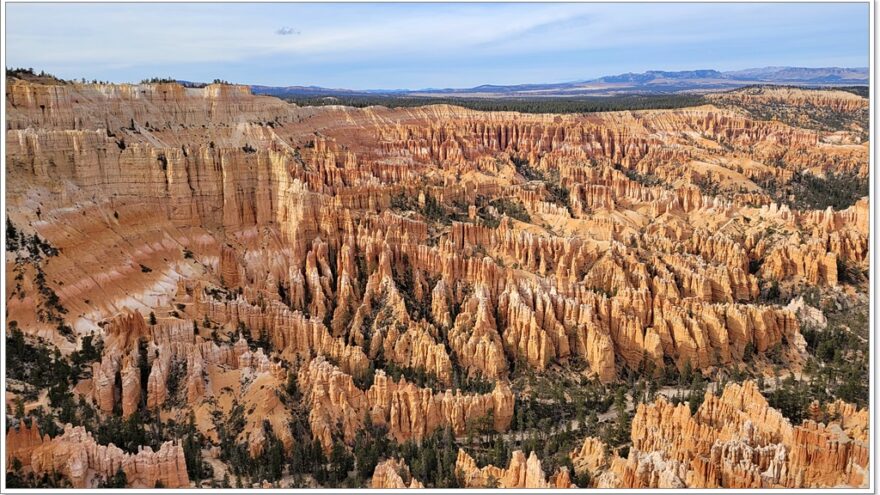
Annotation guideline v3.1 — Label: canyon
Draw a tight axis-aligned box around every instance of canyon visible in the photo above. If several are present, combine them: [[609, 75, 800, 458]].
[[4, 77, 869, 489]]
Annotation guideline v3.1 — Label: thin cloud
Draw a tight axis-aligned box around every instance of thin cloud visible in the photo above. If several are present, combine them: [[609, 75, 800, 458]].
[[276, 27, 299, 36]]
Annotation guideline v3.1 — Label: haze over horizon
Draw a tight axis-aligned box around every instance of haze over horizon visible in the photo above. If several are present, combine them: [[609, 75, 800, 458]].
[[6, 2, 870, 90]]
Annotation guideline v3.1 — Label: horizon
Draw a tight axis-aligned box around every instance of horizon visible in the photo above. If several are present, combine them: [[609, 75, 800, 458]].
[[7, 64, 870, 92], [5, 3, 870, 90]]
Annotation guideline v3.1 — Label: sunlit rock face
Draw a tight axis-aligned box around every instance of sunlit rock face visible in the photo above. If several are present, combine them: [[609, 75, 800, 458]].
[[370, 458, 424, 489], [584, 382, 868, 489], [8, 424, 189, 489], [4, 79, 867, 488]]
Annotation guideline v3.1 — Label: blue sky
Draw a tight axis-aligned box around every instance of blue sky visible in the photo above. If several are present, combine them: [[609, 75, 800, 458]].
[[5, 2, 869, 89]]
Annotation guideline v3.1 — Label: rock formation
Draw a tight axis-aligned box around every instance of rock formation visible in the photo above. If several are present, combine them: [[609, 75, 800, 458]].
[[594, 381, 868, 489], [6, 420, 48, 468], [370, 458, 424, 489], [4, 77, 868, 488], [455, 449, 573, 488], [571, 436, 610, 475], [8, 423, 188, 488], [299, 357, 514, 450]]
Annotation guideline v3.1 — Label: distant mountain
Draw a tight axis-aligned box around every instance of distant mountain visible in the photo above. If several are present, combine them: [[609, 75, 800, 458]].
[[249, 85, 382, 97], [723, 66, 868, 83], [592, 67, 867, 86], [595, 69, 724, 84], [250, 66, 868, 99]]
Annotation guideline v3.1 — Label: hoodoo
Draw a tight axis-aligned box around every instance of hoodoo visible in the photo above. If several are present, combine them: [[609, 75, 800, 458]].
[[5, 70, 868, 489]]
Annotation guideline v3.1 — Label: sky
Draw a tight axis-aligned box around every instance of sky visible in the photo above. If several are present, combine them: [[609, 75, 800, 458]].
[[4, 2, 870, 89]]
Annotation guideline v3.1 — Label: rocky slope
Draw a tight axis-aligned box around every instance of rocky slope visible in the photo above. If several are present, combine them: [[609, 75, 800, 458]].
[[707, 86, 869, 141]]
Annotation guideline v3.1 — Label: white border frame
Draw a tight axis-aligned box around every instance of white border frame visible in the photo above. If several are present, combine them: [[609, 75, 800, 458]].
[[0, 0, 874, 493]]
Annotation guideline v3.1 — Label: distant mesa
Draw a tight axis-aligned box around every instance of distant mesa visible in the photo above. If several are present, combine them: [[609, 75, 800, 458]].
[[249, 66, 868, 99]]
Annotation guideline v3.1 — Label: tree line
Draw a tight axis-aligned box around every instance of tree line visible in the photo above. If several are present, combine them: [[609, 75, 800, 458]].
[[282, 94, 707, 114]]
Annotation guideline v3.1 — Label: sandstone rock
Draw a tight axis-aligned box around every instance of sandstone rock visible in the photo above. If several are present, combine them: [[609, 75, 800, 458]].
[[571, 436, 610, 475], [6, 420, 48, 468], [197, 293, 369, 377], [786, 297, 827, 330], [4, 78, 868, 489], [455, 449, 550, 488], [370, 458, 424, 489], [299, 357, 514, 451], [26, 424, 189, 488], [448, 286, 508, 379], [601, 381, 868, 489], [550, 466, 575, 488]]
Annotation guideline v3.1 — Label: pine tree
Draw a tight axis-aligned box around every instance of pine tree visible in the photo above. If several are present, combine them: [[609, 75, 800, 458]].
[[183, 413, 206, 481], [329, 439, 353, 484], [6, 217, 19, 251], [14, 397, 25, 419], [98, 468, 128, 488]]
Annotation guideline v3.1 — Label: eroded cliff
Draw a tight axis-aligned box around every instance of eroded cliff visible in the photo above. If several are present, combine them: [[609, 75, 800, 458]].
[[4, 79, 868, 488]]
